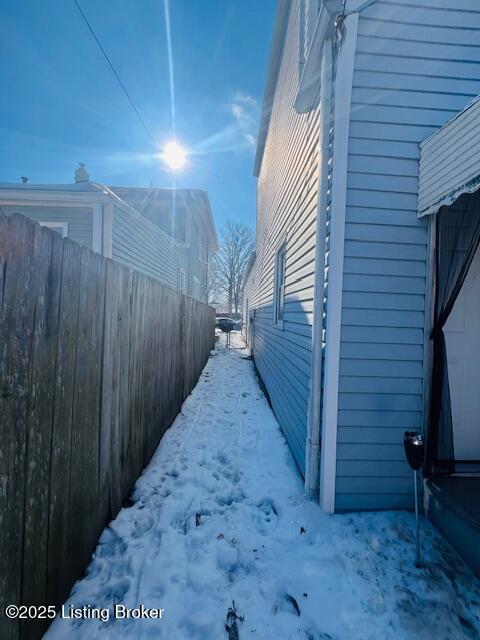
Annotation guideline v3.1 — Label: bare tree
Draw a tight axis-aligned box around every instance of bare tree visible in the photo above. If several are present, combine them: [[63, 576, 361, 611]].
[[211, 222, 253, 314], [207, 253, 223, 304]]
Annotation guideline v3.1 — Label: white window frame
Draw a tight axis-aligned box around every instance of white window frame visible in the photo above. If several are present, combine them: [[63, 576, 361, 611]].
[[179, 267, 187, 294], [41, 221, 68, 237], [273, 243, 286, 328]]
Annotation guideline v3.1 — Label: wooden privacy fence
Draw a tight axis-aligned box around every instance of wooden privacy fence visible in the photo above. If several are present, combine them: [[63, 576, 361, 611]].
[[0, 212, 215, 640]]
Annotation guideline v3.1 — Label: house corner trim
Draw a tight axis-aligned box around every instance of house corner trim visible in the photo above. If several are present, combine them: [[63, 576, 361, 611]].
[[305, 39, 333, 499], [92, 202, 103, 253], [319, 11, 358, 514], [103, 202, 114, 258]]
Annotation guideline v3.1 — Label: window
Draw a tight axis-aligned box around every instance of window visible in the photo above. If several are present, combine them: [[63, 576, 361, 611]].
[[192, 276, 200, 300], [274, 244, 286, 325], [41, 221, 68, 237], [179, 267, 187, 294]]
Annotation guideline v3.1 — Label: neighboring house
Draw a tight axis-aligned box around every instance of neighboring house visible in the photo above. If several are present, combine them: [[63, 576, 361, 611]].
[[111, 187, 218, 302], [244, 0, 480, 552], [210, 302, 242, 320], [0, 168, 218, 302]]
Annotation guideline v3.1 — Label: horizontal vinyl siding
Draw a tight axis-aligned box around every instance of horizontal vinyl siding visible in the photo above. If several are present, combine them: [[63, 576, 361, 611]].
[[175, 245, 190, 295], [336, 0, 480, 511], [246, 0, 319, 474], [2, 204, 93, 248], [112, 205, 178, 289], [418, 96, 480, 215]]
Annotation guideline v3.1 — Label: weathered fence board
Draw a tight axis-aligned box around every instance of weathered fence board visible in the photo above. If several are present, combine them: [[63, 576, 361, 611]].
[[22, 227, 63, 640], [0, 216, 36, 640], [0, 212, 215, 640], [47, 239, 83, 609]]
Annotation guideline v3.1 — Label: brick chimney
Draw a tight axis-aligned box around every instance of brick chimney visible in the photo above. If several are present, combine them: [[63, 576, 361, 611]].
[[75, 163, 89, 183]]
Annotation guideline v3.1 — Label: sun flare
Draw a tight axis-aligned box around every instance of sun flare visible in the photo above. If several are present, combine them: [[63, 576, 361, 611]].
[[162, 141, 187, 170]]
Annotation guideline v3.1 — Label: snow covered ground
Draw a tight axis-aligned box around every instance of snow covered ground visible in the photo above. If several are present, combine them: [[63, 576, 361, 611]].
[[46, 331, 480, 640]]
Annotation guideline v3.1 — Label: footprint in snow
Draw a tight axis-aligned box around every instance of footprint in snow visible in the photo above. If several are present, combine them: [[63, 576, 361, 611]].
[[97, 527, 127, 558], [217, 453, 228, 465], [252, 499, 279, 536], [231, 469, 242, 484], [216, 488, 245, 508], [131, 515, 154, 539], [103, 577, 131, 604]]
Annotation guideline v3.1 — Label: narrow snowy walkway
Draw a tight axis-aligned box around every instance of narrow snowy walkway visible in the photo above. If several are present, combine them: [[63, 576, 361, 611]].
[[47, 332, 480, 640]]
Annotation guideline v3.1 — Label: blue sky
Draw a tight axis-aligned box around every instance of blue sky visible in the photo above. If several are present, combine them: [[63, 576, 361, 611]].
[[0, 0, 276, 230]]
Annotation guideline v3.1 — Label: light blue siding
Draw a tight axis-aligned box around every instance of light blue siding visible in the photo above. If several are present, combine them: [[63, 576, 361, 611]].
[[243, 0, 321, 474], [336, 0, 480, 511], [112, 204, 178, 289], [2, 204, 93, 248]]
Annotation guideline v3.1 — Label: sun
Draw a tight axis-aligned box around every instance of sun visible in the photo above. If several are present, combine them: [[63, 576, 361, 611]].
[[162, 141, 187, 170]]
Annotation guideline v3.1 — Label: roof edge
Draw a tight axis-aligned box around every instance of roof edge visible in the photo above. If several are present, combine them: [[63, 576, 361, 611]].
[[242, 250, 256, 289], [112, 185, 219, 252], [253, 0, 291, 178]]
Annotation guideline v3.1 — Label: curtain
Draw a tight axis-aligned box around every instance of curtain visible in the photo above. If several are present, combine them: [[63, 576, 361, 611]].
[[426, 189, 480, 475]]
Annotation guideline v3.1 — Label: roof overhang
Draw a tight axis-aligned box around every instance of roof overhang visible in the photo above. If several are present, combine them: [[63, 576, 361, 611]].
[[254, 2, 345, 177], [294, 0, 342, 114], [253, 0, 291, 178], [418, 95, 480, 217], [295, 1, 376, 113]]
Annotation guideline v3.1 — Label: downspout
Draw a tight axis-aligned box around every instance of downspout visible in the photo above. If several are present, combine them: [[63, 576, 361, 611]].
[[304, 38, 333, 498], [319, 11, 358, 513]]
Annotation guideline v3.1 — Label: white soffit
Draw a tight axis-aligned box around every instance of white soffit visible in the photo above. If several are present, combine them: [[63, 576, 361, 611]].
[[418, 95, 480, 218]]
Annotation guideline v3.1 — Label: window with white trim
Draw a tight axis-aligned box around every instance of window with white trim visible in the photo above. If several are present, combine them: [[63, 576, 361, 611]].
[[40, 221, 68, 237], [179, 267, 187, 294], [273, 244, 286, 325]]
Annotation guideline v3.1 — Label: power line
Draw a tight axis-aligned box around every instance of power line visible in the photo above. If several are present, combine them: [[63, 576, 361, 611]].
[[73, 0, 158, 147]]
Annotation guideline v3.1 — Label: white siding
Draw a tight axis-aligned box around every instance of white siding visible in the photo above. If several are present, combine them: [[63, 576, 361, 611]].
[[337, 0, 480, 511], [246, 0, 321, 473], [419, 96, 480, 216], [112, 204, 178, 289]]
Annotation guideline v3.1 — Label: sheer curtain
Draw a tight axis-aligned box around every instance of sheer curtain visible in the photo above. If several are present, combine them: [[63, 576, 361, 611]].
[[426, 190, 480, 474]]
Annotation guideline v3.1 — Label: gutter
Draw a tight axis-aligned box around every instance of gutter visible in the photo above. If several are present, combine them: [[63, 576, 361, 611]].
[[305, 8, 360, 507], [319, 11, 358, 513], [304, 39, 333, 499]]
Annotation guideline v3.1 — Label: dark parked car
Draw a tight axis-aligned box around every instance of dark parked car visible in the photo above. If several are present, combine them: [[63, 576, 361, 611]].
[[216, 317, 236, 332]]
